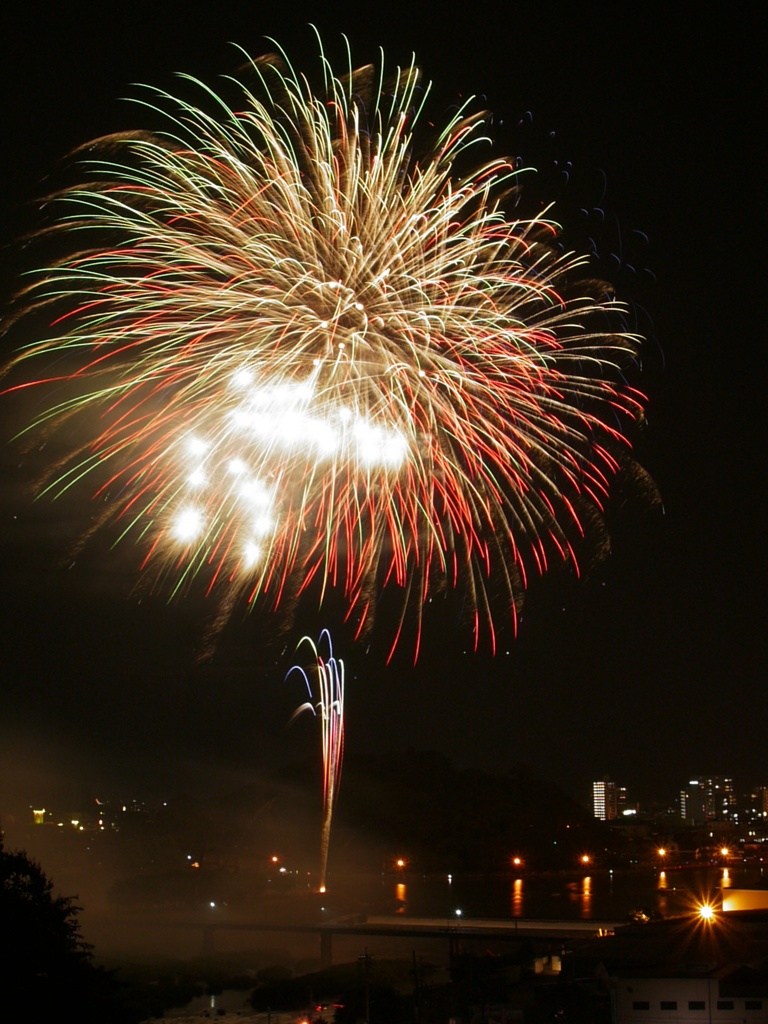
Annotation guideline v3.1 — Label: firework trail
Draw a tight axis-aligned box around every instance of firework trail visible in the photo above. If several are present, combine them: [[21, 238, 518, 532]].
[[4, 34, 645, 656], [288, 629, 344, 892]]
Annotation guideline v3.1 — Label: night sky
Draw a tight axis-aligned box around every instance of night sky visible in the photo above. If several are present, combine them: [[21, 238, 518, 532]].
[[1, 3, 763, 813]]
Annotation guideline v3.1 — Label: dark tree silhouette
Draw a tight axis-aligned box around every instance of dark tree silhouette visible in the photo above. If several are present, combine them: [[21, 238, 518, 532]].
[[0, 832, 133, 1020]]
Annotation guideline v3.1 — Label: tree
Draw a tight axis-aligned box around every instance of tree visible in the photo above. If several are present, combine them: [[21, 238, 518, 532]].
[[0, 832, 132, 1020]]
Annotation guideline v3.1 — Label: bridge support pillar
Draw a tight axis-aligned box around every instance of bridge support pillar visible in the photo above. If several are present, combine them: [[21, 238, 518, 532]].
[[320, 930, 333, 968]]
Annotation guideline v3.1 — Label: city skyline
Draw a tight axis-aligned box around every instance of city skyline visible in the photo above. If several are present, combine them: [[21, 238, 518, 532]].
[[8, 762, 768, 830]]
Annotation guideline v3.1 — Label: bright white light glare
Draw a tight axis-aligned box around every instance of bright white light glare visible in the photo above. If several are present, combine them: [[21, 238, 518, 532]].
[[239, 479, 272, 506], [186, 436, 208, 456], [231, 368, 253, 388], [247, 381, 314, 407], [354, 421, 408, 467], [174, 371, 410, 575], [224, 371, 411, 465], [231, 408, 253, 428], [312, 419, 339, 455], [251, 515, 273, 536], [174, 507, 204, 541], [280, 410, 314, 444], [382, 432, 408, 466], [243, 541, 262, 567]]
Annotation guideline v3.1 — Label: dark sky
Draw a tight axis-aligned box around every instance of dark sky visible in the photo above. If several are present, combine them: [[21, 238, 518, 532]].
[[1, 3, 763, 812]]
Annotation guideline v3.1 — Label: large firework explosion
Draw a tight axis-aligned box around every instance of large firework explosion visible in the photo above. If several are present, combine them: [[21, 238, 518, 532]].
[[4, 35, 645, 656]]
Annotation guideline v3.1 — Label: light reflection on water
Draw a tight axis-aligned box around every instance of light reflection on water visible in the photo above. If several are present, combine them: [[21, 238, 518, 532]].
[[511, 877, 524, 917], [565, 876, 593, 918], [395, 881, 407, 913], [582, 875, 592, 918], [384, 866, 763, 921], [657, 870, 669, 914]]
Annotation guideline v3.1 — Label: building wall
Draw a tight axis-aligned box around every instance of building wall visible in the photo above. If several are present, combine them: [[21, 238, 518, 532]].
[[613, 976, 764, 1022], [721, 889, 768, 912]]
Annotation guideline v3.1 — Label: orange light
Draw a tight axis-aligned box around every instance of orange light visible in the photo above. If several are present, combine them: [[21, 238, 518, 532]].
[[580, 854, 591, 865], [698, 903, 715, 921], [396, 858, 406, 869], [512, 856, 523, 867]]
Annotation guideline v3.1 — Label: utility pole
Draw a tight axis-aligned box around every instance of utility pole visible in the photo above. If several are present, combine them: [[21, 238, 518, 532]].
[[358, 948, 372, 1023], [411, 949, 422, 1022]]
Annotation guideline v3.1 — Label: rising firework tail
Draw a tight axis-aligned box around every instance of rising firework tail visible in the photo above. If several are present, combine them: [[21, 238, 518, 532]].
[[287, 628, 345, 892], [3, 33, 646, 657]]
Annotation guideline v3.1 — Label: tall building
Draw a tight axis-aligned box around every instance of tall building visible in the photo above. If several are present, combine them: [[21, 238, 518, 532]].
[[709, 776, 737, 820], [593, 778, 619, 820], [680, 776, 736, 824], [748, 786, 768, 820]]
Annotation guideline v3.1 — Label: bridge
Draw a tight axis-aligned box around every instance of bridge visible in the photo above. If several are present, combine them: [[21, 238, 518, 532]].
[[198, 915, 623, 964]]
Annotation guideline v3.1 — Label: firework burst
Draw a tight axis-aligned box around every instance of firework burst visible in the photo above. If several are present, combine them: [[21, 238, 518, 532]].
[[288, 629, 345, 892], [4, 35, 645, 655]]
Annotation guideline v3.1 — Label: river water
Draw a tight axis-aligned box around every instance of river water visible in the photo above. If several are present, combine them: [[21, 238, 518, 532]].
[[352, 864, 767, 923]]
